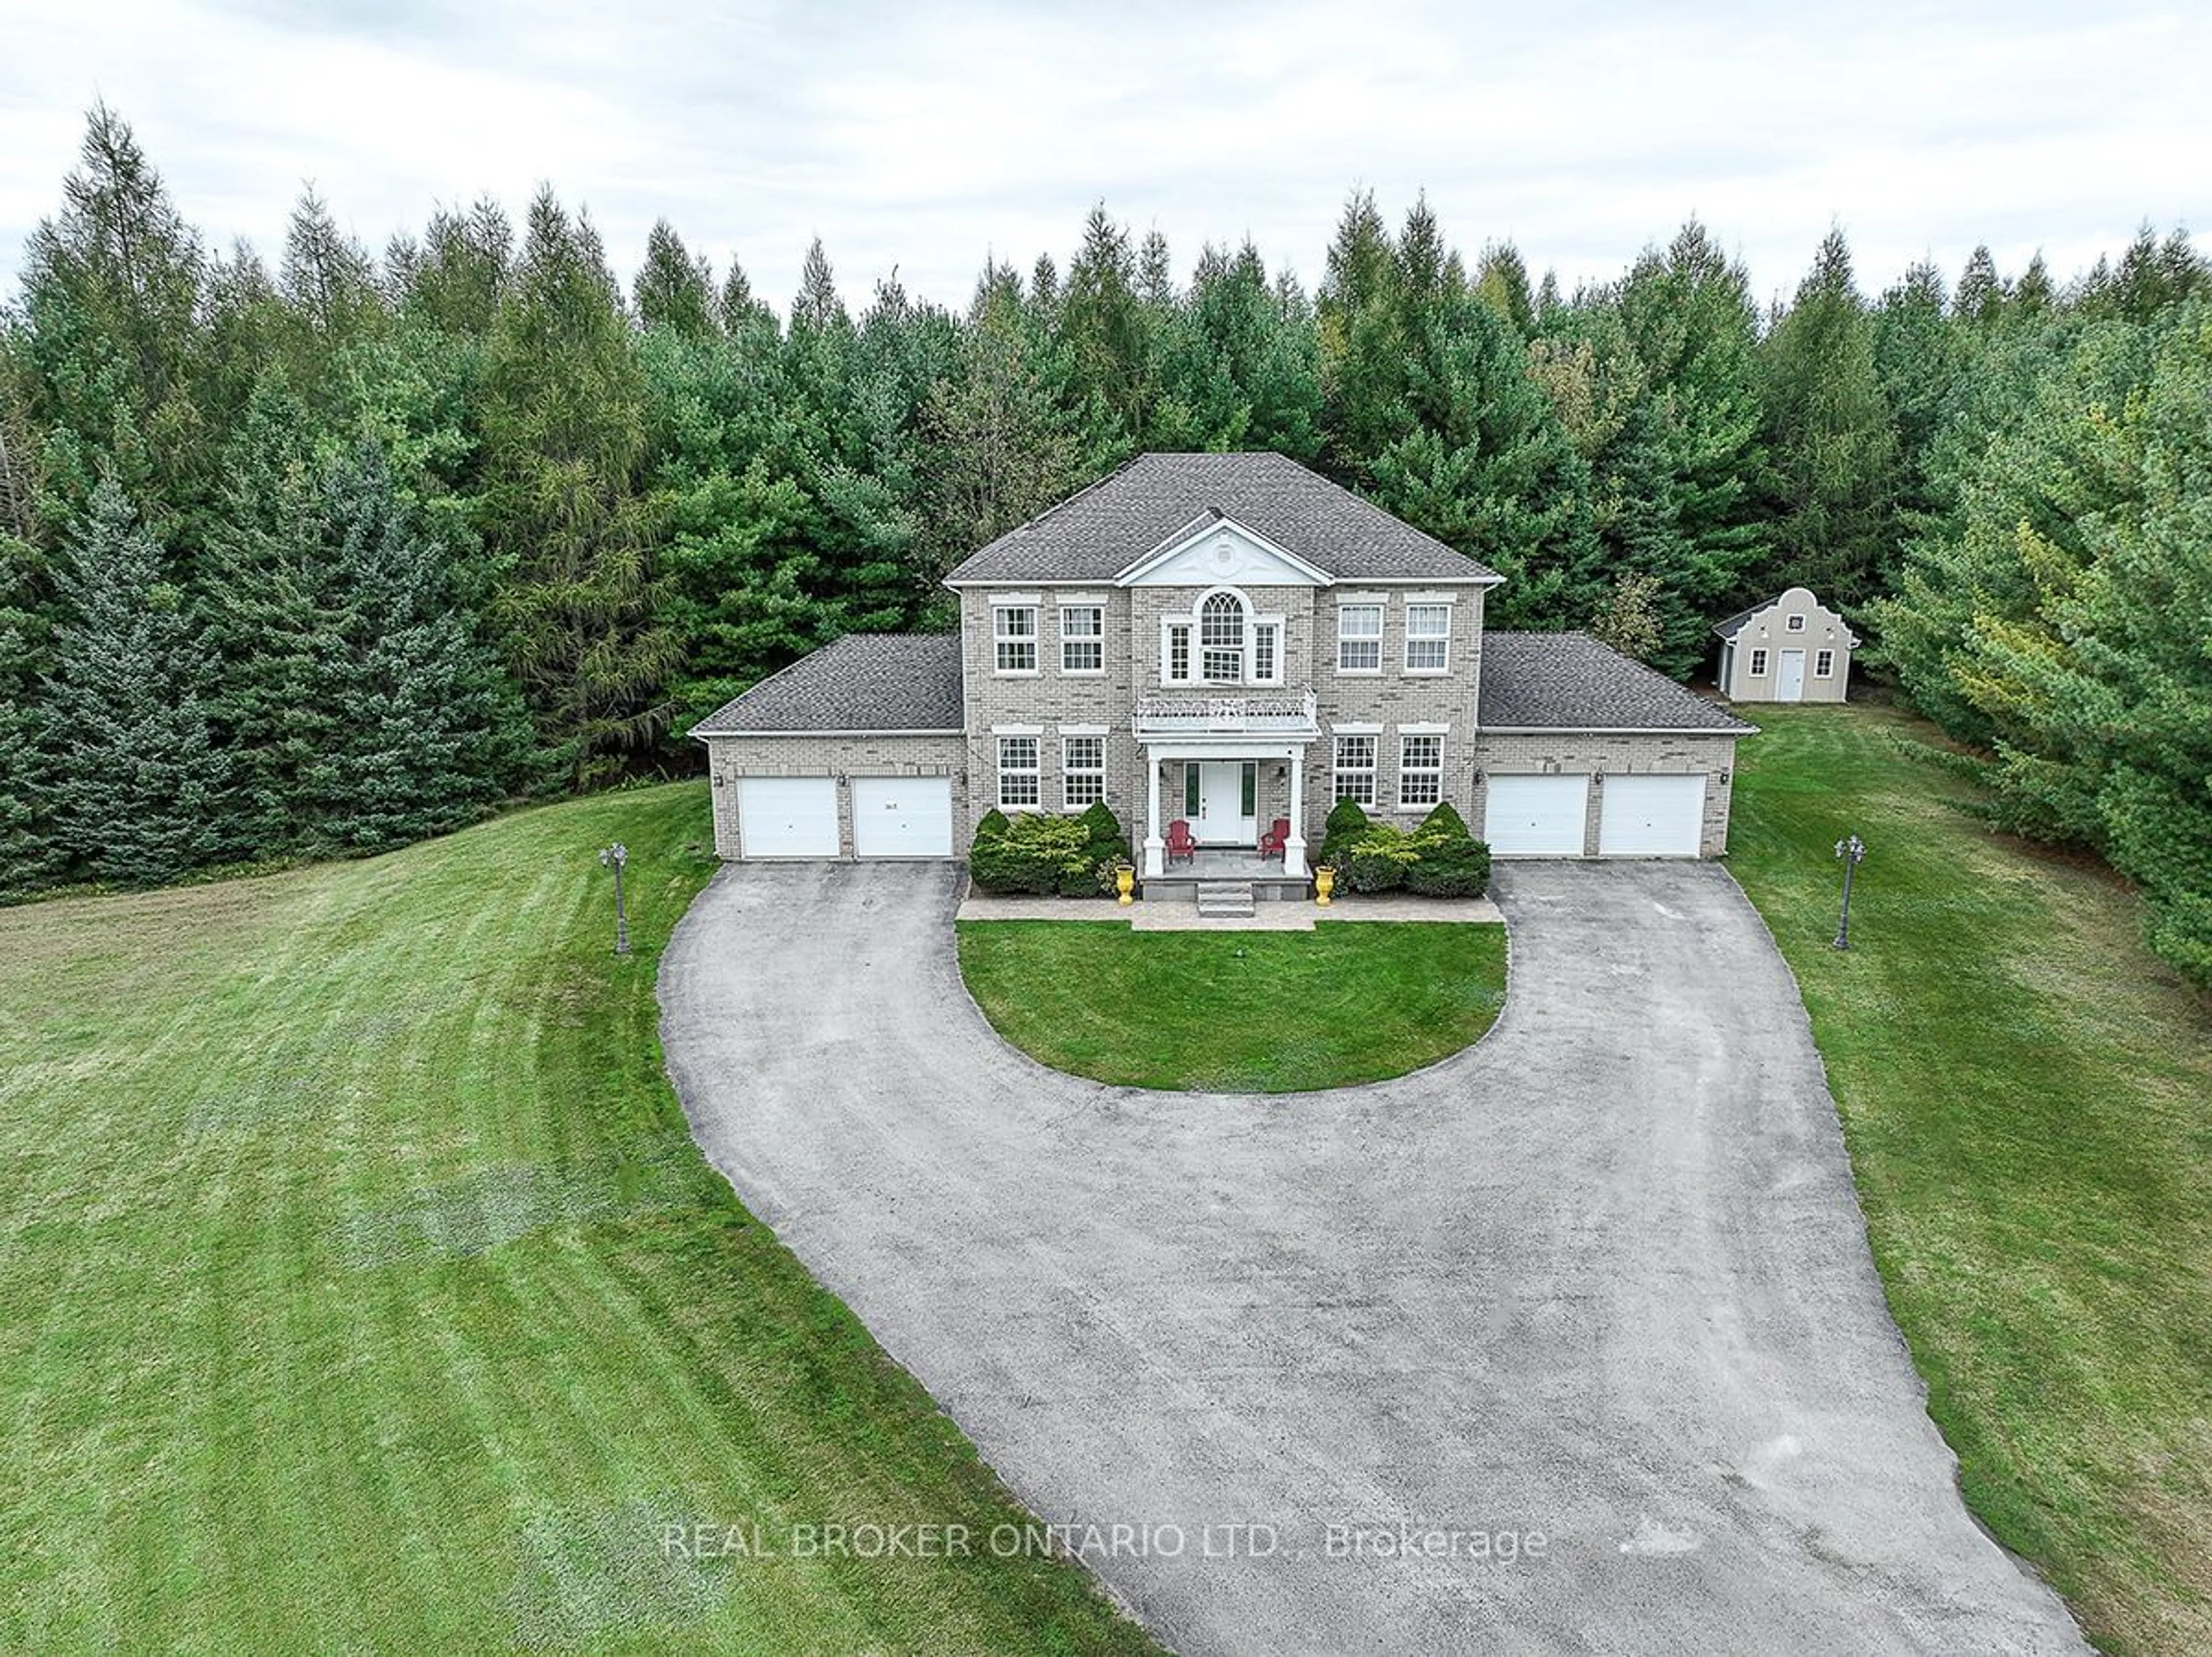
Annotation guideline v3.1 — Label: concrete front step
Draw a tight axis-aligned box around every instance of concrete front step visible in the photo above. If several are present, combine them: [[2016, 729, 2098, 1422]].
[[1195, 880, 1256, 917]]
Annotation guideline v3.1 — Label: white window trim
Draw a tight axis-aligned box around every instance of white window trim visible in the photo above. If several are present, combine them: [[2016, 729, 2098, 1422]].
[[1815, 649, 1836, 677], [1061, 734, 1106, 812], [993, 602, 1039, 677], [1403, 602, 1452, 676], [1748, 648, 1770, 676], [1157, 589, 1283, 687], [1337, 601, 1384, 676], [1332, 721, 1382, 734], [1059, 603, 1105, 677], [997, 734, 1041, 810], [1332, 733, 1378, 805], [1397, 732, 1444, 810], [1160, 616, 1195, 685]]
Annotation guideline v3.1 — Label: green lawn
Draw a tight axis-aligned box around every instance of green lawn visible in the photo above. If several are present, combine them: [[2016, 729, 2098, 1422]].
[[1728, 703, 2212, 1655], [956, 921, 1508, 1092], [0, 784, 1160, 1656]]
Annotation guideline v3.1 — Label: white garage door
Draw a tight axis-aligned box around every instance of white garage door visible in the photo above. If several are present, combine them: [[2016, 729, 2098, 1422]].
[[737, 776, 839, 858], [851, 776, 953, 858], [1599, 774, 1707, 857], [1483, 775, 1589, 856]]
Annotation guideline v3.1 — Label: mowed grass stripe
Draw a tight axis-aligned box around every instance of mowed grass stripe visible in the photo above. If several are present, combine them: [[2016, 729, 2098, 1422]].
[[1, 784, 1161, 1655]]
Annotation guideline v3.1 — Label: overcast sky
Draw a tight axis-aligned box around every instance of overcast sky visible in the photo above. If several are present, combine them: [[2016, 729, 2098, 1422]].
[[2, 0, 2205, 317]]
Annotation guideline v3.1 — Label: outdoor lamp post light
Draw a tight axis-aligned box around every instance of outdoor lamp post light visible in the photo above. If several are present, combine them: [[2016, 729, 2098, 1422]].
[[599, 842, 631, 955], [1832, 833, 1867, 950]]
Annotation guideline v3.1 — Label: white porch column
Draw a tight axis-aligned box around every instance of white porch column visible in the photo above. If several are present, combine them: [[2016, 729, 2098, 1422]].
[[1282, 745, 1308, 878], [1142, 749, 1165, 877]]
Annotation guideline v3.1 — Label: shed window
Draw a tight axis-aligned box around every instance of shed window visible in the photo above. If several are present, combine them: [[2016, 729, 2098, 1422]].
[[1748, 648, 1769, 676], [1815, 648, 1835, 678]]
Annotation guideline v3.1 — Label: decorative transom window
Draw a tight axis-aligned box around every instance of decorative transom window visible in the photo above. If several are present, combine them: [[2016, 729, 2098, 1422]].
[[1786, 615, 1806, 632], [1062, 735, 1105, 809], [994, 606, 1037, 673], [1399, 734, 1442, 807], [1748, 647, 1770, 676], [997, 735, 1040, 807], [1815, 648, 1835, 677], [1333, 734, 1377, 804], [1338, 604, 1382, 672], [1199, 591, 1246, 682], [1060, 605, 1103, 673], [1404, 605, 1450, 673]]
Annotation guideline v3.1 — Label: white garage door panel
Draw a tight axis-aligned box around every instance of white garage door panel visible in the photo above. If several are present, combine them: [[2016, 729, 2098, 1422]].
[[738, 777, 839, 858], [1599, 774, 1706, 856], [1483, 775, 1589, 856], [851, 777, 953, 858]]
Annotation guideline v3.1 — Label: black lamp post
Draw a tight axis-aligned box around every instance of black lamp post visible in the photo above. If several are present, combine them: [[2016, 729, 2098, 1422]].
[[599, 842, 631, 955], [1832, 834, 1866, 950]]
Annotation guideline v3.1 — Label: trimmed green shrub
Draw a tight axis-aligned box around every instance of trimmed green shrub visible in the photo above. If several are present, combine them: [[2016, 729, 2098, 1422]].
[[968, 812, 1101, 897], [1343, 823, 1417, 892], [1416, 801, 1472, 840], [1404, 833, 1491, 898], [1319, 796, 1373, 869], [1077, 801, 1123, 848], [974, 807, 1012, 843]]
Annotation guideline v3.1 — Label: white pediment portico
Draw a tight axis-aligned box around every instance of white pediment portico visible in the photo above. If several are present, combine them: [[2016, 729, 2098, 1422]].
[[1116, 514, 1331, 589]]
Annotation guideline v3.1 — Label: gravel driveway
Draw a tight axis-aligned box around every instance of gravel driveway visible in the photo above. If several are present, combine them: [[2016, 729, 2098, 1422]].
[[658, 860, 2084, 1656]]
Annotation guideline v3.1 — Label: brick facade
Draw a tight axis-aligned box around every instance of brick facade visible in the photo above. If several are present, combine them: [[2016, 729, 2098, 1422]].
[[704, 733, 967, 859], [1471, 731, 1740, 856]]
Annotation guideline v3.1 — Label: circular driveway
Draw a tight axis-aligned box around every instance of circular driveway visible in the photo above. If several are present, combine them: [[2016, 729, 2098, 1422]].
[[658, 859, 2084, 1655]]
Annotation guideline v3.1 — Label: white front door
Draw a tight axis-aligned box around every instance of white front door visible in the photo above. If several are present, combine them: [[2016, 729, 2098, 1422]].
[[850, 777, 953, 858], [1776, 649, 1806, 703], [1190, 761, 1257, 845]]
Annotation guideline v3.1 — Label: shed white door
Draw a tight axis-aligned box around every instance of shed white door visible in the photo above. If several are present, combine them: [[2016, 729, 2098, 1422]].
[[850, 776, 953, 858], [1483, 775, 1589, 856], [1598, 774, 1706, 856], [737, 776, 839, 858], [1776, 649, 1806, 703]]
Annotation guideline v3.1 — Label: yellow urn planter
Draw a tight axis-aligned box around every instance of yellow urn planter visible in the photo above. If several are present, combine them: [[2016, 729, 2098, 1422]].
[[1314, 867, 1335, 906], [1115, 866, 1135, 906]]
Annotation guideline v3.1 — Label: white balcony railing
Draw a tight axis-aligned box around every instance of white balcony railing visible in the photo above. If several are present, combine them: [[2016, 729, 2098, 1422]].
[[1132, 687, 1319, 738]]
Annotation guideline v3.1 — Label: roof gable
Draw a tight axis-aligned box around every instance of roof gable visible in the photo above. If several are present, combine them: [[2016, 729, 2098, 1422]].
[[1116, 513, 1331, 588], [944, 452, 1500, 586]]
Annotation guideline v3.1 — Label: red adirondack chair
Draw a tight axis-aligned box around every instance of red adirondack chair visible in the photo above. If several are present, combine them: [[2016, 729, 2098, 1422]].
[[1165, 819, 1199, 866], [1256, 817, 1291, 860]]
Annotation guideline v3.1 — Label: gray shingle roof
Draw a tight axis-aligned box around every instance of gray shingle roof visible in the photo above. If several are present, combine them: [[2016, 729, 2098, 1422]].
[[1480, 632, 1756, 733], [691, 633, 963, 735], [944, 452, 1501, 584], [1711, 602, 1764, 640]]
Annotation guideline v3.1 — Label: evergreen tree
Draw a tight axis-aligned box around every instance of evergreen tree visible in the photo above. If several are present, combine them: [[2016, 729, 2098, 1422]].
[[1059, 204, 1154, 463], [1758, 229, 1899, 606], [0, 625, 60, 896], [479, 188, 677, 784], [634, 219, 717, 338], [42, 477, 227, 883], [1872, 260, 1969, 534]]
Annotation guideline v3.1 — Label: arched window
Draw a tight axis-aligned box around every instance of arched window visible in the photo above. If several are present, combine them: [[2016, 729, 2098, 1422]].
[[1199, 590, 1247, 682]]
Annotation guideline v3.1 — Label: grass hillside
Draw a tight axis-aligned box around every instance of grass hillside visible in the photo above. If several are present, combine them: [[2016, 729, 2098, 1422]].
[[1729, 703, 2212, 1655], [0, 784, 1158, 1655]]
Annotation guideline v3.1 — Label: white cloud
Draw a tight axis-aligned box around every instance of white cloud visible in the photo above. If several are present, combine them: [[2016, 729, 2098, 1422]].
[[1, 0, 2204, 315]]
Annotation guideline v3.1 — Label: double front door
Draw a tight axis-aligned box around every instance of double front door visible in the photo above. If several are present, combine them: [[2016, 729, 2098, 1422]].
[[1186, 760, 1258, 845]]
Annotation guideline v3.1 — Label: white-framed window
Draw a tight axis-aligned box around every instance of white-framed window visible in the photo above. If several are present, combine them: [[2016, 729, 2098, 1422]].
[[1059, 605, 1103, 673], [1786, 614, 1806, 632], [1338, 603, 1382, 673], [1815, 648, 1835, 677], [997, 735, 1040, 807], [1404, 604, 1451, 673], [1333, 734, 1377, 804], [1749, 647, 1769, 676], [994, 605, 1037, 674], [1062, 735, 1105, 809], [1162, 621, 1193, 684], [1253, 620, 1280, 684], [1399, 734, 1443, 807], [1199, 591, 1246, 682]]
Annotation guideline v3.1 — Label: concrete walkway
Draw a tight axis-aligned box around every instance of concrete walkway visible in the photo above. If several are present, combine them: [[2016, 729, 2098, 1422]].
[[659, 860, 2085, 1657], [953, 889, 1504, 930]]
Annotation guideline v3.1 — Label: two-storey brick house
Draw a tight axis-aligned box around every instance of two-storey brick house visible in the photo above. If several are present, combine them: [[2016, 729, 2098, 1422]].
[[695, 453, 1752, 885]]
